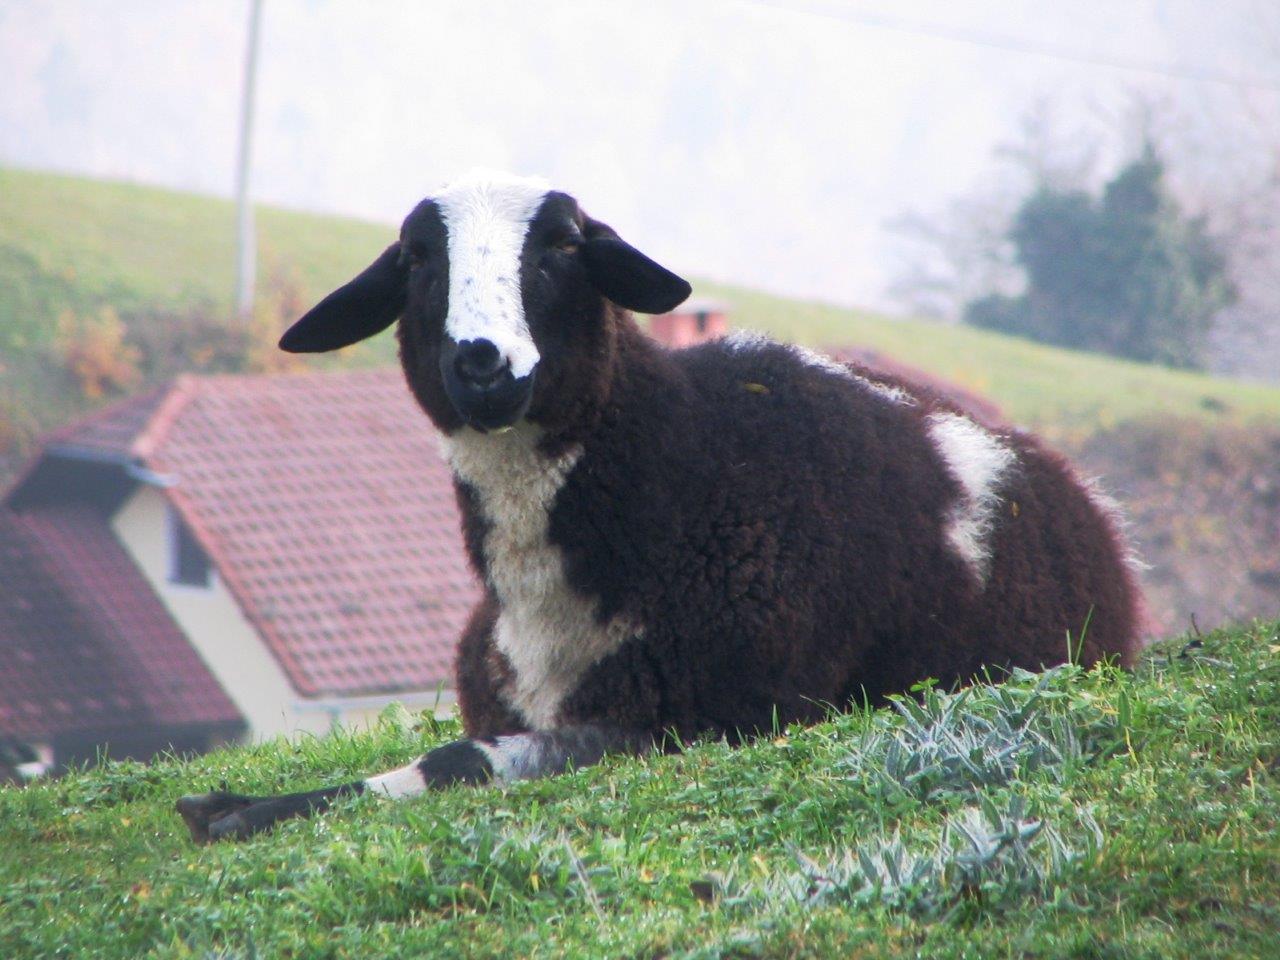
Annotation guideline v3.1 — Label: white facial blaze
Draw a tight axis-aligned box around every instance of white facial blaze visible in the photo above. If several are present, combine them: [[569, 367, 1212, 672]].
[[436, 170, 550, 379]]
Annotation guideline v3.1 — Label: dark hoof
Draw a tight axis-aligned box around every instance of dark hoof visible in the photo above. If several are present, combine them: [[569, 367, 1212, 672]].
[[175, 791, 258, 844], [207, 810, 253, 842], [177, 784, 355, 843]]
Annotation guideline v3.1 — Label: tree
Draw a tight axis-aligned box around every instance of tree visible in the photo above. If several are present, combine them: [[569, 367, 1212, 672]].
[[965, 147, 1234, 368], [885, 101, 1095, 323]]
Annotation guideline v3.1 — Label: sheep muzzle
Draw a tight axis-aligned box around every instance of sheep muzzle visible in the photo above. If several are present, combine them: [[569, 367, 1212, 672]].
[[439, 337, 537, 432]]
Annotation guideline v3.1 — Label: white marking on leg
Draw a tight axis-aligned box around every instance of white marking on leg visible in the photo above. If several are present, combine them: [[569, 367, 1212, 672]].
[[925, 412, 1017, 584], [364, 760, 429, 799], [436, 170, 549, 378], [443, 423, 641, 730]]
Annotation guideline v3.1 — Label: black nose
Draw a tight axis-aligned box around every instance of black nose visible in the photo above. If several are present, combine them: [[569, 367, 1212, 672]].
[[454, 338, 510, 389]]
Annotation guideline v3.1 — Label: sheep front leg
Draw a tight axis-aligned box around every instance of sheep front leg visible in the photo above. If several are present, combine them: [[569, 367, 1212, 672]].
[[454, 724, 655, 784], [176, 725, 653, 843]]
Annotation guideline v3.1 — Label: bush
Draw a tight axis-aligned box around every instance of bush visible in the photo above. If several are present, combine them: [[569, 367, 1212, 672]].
[[965, 146, 1234, 368], [53, 306, 142, 400]]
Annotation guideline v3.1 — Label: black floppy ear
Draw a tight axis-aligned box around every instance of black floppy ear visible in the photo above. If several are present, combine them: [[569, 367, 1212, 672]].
[[580, 218, 692, 315], [279, 243, 407, 353]]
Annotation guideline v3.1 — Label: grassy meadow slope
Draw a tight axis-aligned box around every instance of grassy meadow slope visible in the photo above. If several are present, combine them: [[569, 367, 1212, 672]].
[[0, 166, 388, 351], [4, 165, 1279, 445], [697, 281, 1280, 441], [1, 623, 1277, 959]]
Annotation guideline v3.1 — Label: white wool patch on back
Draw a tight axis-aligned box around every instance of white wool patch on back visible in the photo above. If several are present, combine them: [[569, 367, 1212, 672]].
[[436, 170, 550, 378], [442, 423, 640, 730], [789, 343, 916, 405], [722, 331, 914, 406], [722, 329, 771, 353], [925, 412, 1017, 584]]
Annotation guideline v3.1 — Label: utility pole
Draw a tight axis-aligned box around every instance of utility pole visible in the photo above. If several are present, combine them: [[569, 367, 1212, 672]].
[[234, 0, 264, 321]]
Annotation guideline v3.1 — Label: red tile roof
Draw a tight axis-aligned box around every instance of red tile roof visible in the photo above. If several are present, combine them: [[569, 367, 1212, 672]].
[[0, 506, 242, 741], [51, 384, 175, 458], [41, 369, 480, 699]]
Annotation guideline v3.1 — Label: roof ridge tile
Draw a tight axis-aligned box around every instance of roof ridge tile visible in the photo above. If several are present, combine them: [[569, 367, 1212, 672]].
[[131, 376, 198, 462]]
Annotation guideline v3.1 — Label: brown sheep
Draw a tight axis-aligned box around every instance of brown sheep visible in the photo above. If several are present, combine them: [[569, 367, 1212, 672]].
[[177, 171, 1140, 842]]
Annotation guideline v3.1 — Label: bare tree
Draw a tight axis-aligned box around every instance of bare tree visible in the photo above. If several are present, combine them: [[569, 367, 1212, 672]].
[[886, 69, 1280, 382], [884, 99, 1095, 322], [883, 189, 1021, 322], [1170, 4, 1280, 380]]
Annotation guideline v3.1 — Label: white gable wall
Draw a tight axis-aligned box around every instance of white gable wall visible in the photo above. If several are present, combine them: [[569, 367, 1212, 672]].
[[112, 485, 330, 740], [113, 485, 456, 741]]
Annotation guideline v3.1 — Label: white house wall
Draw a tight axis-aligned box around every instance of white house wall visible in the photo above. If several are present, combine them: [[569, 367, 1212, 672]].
[[112, 486, 331, 741]]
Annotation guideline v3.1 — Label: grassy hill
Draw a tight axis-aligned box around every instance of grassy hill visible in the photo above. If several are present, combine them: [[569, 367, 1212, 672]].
[[4, 165, 1279, 447], [699, 282, 1280, 442], [2, 622, 1277, 958], [0, 166, 387, 351]]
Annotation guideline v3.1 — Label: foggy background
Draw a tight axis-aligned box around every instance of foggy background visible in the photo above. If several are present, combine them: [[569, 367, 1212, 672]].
[[5, 0, 1278, 379]]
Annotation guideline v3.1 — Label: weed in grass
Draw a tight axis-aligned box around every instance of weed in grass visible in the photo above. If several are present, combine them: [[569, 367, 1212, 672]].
[[769, 794, 1102, 921], [839, 664, 1122, 803]]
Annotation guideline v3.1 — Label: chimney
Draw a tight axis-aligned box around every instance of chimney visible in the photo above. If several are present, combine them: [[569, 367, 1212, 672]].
[[647, 297, 729, 348]]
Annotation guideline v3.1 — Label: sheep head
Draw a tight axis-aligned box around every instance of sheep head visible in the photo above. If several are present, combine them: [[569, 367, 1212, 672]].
[[280, 170, 690, 434]]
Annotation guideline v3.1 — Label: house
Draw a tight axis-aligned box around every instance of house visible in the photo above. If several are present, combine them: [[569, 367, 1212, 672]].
[[1, 369, 477, 770], [648, 297, 728, 348], [0, 504, 244, 772]]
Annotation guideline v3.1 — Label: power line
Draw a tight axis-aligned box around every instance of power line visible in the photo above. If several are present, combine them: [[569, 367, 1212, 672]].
[[747, 1, 1280, 93]]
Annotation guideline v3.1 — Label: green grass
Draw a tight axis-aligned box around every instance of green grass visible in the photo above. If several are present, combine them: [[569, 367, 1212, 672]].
[[698, 281, 1280, 439], [0, 166, 387, 352], [2, 621, 1277, 959], [4, 165, 1279, 440]]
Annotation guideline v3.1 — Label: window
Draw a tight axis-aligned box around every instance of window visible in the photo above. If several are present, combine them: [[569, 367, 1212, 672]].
[[167, 505, 211, 588]]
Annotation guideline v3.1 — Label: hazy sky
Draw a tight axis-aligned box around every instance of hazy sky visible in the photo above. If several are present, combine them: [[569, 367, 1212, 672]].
[[2, 0, 1275, 309]]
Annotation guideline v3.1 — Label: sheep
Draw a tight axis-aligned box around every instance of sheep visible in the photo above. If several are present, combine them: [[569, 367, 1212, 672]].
[[176, 170, 1141, 842]]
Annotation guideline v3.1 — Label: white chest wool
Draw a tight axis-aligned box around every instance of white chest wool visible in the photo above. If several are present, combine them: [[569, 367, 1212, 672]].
[[442, 424, 641, 729]]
